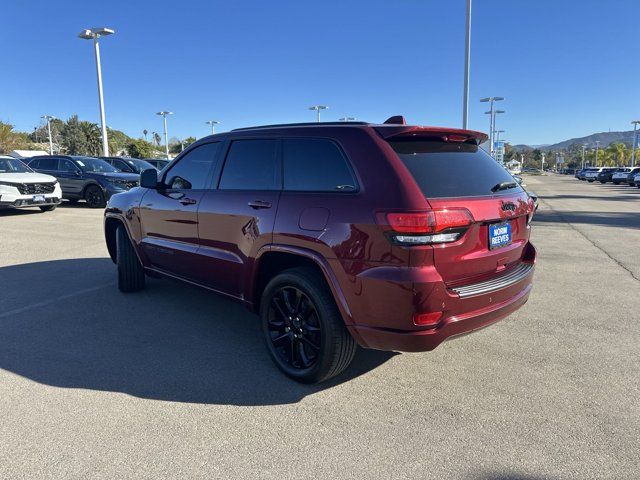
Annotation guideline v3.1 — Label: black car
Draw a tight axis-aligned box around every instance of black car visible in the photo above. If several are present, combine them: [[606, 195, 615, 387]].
[[595, 167, 619, 184], [28, 155, 139, 208], [143, 158, 170, 170], [101, 156, 157, 174]]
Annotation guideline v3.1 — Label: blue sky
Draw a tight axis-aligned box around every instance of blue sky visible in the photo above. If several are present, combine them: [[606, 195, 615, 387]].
[[1, 0, 638, 145]]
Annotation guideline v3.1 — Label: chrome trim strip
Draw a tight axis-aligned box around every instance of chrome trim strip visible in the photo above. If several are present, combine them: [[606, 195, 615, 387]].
[[451, 263, 534, 298]]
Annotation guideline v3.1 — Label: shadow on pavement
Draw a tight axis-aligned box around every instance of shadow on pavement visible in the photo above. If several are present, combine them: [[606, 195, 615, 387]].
[[532, 209, 640, 229], [0, 258, 395, 406]]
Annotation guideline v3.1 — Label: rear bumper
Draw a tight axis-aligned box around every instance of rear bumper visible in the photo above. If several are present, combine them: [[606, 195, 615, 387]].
[[349, 281, 532, 352]]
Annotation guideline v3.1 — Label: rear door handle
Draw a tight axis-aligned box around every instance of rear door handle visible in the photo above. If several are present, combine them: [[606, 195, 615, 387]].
[[179, 198, 197, 205], [248, 200, 272, 209]]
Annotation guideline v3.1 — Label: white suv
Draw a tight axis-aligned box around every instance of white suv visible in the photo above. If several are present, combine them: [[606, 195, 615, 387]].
[[0, 156, 62, 211], [584, 167, 607, 182]]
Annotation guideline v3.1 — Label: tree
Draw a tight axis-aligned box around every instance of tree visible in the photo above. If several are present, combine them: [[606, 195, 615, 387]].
[[0, 122, 30, 153], [169, 136, 196, 154], [153, 132, 161, 146], [126, 139, 156, 159]]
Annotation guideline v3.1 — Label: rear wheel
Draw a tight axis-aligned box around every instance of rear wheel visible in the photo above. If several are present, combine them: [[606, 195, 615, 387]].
[[116, 225, 145, 292], [260, 267, 356, 384], [39, 205, 57, 212], [85, 185, 106, 208]]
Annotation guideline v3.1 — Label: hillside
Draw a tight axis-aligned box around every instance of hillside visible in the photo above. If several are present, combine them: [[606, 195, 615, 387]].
[[513, 130, 636, 152]]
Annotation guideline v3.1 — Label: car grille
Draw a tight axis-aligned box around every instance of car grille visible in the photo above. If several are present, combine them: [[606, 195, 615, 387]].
[[14, 183, 56, 195]]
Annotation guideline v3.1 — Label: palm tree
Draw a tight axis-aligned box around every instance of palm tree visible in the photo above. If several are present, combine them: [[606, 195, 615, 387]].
[[143, 129, 148, 141]]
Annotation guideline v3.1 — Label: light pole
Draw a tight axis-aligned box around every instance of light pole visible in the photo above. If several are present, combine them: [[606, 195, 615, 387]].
[[541, 152, 546, 171], [581, 144, 587, 169], [595, 140, 600, 167], [462, 0, 472, 129], [156, 111, 173, 159], [480, 97, 504, 156], [78, 27, 114, 157], [308, 105, 328, 122], [339, 117, 356, 122], [41, 115, 55, 155], [205, 120, 220, 135], [631, 120, 640, 167], [494, 129, 505, 142]]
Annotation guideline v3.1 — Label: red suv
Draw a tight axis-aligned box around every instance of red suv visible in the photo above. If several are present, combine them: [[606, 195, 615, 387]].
[[104, 118, 536, 383]]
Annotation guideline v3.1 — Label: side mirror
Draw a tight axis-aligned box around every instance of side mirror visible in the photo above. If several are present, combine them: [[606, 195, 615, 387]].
[[140, 168, 159, 189]]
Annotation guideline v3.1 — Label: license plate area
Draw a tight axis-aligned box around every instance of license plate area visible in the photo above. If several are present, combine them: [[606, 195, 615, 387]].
[[32, 195, 46, 203], [489, 222, 511, 250]]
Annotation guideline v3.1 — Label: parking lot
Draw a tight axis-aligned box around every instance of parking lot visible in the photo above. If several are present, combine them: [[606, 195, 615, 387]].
[[1, 174, 639, 479]]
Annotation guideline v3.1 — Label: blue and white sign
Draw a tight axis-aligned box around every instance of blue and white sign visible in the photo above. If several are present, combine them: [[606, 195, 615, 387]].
[[489, 222, 512, 250]]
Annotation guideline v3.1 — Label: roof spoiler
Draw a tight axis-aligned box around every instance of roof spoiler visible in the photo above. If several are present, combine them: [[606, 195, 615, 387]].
[[375, 125, 488, 145], [383, 115, 407, 125]]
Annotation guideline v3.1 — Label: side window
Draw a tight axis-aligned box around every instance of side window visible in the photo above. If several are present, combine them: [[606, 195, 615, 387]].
[[283, 139, 357, 192], [114, 160, 130, 172], [60, 160, 77, 172], [219, 139, 279, 190], [163, 142, 220, 190], [38, 157, 59, 170], [29, 159, 40, 169]]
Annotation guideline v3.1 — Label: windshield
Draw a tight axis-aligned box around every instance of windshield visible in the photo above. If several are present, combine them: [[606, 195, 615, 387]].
[[388, 139, 524, 198], [0, 158, 33, 173], [74, 157, 119, 173], [129, 159, 156, 172]]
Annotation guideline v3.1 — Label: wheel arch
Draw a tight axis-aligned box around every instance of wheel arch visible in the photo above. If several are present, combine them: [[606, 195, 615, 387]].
[[251, 246, 354, 326]]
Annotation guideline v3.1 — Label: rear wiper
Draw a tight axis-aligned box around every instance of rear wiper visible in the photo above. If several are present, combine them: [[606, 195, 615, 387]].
[[491, 181, 518, 192]]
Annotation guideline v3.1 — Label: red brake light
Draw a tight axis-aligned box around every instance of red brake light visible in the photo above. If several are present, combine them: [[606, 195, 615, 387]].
[[414, 311, 443, 326], [385, 209, 474, 234], [442, 134, 469, 143]]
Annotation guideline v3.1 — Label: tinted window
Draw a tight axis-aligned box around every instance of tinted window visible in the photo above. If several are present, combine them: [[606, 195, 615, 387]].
[[73, 157, 119, 173], [34, 157, 59, 170], [60, 159, 78, 172], [164, 142, 220, 189], [219, 140, 279, 190], [388, 140, 524, 198], [0, 158, 32, 173], [283, 139, 356, 191]]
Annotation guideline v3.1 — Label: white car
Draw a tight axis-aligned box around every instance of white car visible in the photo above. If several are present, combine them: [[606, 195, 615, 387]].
[[584, 167, 608, 182], [612, 167, 640, 185], [0, 156, 62, 211]]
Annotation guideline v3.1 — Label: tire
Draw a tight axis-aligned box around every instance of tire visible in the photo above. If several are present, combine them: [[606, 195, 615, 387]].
[[260, 267, 356, 384], [39, 205, 57, 212], [116, 225, 145, 292], [84, 185, 106, 208], [588, 180, 594, 183], [613, 181, 620, 185]]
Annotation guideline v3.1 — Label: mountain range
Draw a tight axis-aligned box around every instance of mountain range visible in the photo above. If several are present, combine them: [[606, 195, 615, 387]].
[[512, 130, 637, 152]]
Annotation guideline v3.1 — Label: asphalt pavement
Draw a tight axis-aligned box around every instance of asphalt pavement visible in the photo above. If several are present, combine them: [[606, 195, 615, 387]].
[[1, 174, 638, 479]]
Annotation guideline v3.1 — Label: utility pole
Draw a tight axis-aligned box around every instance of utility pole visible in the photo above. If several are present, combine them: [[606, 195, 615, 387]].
[[41, 115, 55, 155], [541, 152, 546, 172], [78, 27, 115, 157], [581, 144, 587, 169], [631, 120, 640, 167], [308, 105, 328, 122], [595, 141, 600, 167], [156, 111, 173, 159], [462, 0, 472, 129]]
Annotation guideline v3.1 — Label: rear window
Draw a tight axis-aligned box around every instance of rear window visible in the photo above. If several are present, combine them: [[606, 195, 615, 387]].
[[388, 139, 523, 198]]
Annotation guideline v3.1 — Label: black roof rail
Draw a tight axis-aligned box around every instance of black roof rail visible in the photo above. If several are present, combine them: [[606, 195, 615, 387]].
[[232, 121, 369, 132]]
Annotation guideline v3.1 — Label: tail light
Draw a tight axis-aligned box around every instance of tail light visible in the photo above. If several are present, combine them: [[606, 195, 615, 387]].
[[380, 208, 474, 245], [526, 197, 535, 224]]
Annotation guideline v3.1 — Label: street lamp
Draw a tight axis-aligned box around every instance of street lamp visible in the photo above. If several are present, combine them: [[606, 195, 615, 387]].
[[308, 105, 328, 122], [595, 140, 600, 167], [339, 117, 356, 122], [494, 129, 505, 142], [480, 97, 504, 156], [156, 111, 173, 159], [205, 120, 220, 135], [581, 144, 588, 169], [631, 120, 640, 167], [41, 115, 56, 155], [78, 27, 114, 157], [462, 0, 472, 129]]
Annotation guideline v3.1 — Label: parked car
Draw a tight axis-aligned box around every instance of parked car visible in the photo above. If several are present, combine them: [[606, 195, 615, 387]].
[[612, 167, 640, 185], [0, 156, 61, 211], [577, 168, 598, 180], [104, 119, 537, 383], [28, 155, 139, 208], [595, 167, 620, 184], [101, 157, 157, 174], [143, 158, 170, 170], [584, 167, 607, 182], [634, 172, 640, 188]]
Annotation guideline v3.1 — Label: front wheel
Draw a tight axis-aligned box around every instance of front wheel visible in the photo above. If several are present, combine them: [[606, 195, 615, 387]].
[[85, 185, 106, 208], [116, 225, 145, 292], [260, 267, 356, 384]]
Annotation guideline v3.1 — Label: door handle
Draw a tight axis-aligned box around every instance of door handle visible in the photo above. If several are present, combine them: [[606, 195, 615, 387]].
[[248, 200, 272, 209], [179, 198, 197, 205]]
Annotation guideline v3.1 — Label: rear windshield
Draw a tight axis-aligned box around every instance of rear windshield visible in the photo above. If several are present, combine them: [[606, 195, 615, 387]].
[[388, 139, 523, 198]]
